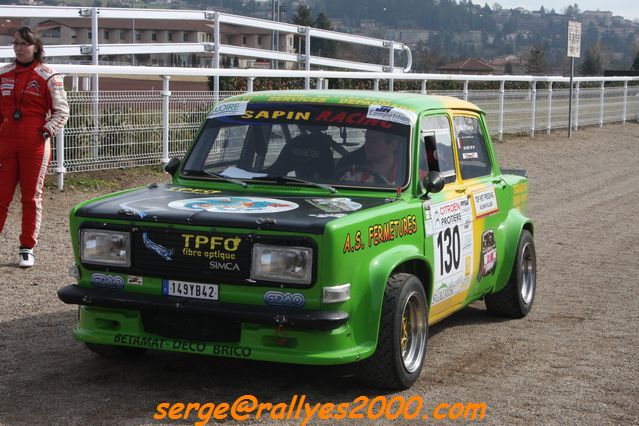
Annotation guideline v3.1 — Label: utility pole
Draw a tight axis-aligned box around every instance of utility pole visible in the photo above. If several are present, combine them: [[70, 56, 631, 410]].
[[271, 0, 277, 69]]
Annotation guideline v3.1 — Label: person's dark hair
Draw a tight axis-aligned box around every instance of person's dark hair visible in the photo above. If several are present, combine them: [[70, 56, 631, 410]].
[[14, 26, 45, 63]]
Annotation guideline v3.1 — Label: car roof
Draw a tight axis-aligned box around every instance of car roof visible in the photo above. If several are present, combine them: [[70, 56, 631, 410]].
[[222, 90, 483, 114]]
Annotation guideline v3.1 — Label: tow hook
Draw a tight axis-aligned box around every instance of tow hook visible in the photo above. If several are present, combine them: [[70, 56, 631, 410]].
[[274, 315, 289, 345]]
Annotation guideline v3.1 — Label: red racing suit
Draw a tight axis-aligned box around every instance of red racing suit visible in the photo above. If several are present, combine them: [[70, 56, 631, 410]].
[[0, 61, 69, 248]]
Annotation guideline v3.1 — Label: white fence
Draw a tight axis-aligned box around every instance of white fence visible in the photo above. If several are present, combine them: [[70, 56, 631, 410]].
[[0, 5, 412, 78], [32, 66, 639, 189]]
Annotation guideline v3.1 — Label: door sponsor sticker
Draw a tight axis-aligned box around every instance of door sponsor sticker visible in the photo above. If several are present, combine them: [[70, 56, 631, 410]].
[[424, 196, 474, 306], [472, 187, 499, 218]]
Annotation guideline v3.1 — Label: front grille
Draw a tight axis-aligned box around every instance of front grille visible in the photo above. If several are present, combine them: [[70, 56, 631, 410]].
[[141, 311, 241, 342], [132, 229, 252, 284]]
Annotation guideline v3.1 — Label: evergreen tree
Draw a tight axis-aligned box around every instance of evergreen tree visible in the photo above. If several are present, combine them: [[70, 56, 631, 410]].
[[632, 51, 639, 71], [579, 44, 604, 75], [291, 4, 313, 26], [313, 12, 336, 57], [291, 5, 314, 55], [526, 48, 546, 75]]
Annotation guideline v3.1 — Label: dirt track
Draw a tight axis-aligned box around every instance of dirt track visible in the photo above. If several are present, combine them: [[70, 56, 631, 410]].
[[1, 123, 638, 425]]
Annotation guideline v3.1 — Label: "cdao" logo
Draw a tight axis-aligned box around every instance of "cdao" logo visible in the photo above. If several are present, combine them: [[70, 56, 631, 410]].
[[90, 273, 125, 289], [264, 291, 305, 308]]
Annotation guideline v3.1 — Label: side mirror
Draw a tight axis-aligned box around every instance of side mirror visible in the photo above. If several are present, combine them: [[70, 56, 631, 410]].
[[422, 171, 445, 197], [164, 157, 181, 177]]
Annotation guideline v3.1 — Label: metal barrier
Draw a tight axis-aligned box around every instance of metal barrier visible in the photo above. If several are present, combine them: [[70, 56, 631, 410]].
[[0, 63, 637, 188], [40, 66, 639, 190], [0, 5, 412, 79]]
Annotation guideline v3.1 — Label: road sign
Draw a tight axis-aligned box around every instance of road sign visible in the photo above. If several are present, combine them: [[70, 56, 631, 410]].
[[567, 21, 581, 138], [567, 21, 581, 58]]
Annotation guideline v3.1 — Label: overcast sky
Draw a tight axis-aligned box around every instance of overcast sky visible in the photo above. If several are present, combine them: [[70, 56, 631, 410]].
[[491, 1, 639, 21]]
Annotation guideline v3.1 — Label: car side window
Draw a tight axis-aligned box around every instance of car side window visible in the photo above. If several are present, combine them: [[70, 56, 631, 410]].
[[453, 116, 492, 179], [419, 115, 456, 181]]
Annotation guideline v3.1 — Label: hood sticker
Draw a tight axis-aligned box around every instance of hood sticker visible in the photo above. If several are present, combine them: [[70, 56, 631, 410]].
[[306, 198, 362, 213], [309, 213, 347, 218], [143, 232, 175, 261], [168, 197, 298, 214], [118, 196, 172, 218], [167, 186, 221, 195]]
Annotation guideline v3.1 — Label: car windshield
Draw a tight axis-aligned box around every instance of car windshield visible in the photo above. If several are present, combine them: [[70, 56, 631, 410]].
[[182, 103, 412, 189]]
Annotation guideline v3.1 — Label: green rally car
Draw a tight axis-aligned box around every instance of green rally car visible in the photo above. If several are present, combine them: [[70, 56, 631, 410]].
[[58, 90, 536, 389]]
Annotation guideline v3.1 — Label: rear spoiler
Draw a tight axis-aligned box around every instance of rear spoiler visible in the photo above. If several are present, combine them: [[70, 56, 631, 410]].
[[501, 168, 528, 178]]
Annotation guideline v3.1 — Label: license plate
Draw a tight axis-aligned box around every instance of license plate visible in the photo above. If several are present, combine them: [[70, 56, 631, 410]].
[[162, 279, 219, 301]]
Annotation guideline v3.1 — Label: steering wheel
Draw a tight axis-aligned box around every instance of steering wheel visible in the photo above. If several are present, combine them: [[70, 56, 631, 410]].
[[334, 163, 390, 185]]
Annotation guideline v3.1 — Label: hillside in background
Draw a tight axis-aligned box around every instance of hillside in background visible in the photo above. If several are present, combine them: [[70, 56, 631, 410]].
[[201, 0, 639, 74], [12, 0, 639, 74]]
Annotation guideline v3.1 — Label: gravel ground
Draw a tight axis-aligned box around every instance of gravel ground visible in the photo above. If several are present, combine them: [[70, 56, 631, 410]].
[[0, 123, 638, 425]]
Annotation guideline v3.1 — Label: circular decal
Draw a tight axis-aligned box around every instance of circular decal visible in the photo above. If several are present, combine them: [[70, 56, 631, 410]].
[[168, 197, 298, 213]]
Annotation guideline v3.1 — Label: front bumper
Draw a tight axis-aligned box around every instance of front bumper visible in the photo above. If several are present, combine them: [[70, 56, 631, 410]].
[[58, 285, 348, 331], [59, 285, 371, 365]]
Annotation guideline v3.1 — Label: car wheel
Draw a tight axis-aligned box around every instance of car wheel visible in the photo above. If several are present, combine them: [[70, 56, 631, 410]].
[[485, 230, 536, 318], [85, 342, 147, 359], [357, 273, 429, 389]]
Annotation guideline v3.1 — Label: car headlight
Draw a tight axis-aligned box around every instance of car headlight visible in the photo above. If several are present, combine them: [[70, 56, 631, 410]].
[[251, 244, 313, 284], [80, 229, 131, 267]]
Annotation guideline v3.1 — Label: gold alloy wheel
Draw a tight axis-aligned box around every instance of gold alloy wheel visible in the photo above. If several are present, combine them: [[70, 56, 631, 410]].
[[400, 291, 427, 373]]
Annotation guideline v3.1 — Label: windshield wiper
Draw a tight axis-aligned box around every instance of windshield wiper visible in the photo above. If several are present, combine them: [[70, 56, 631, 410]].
[[201, 169, 248, 188], [266, 175, 336, 193]]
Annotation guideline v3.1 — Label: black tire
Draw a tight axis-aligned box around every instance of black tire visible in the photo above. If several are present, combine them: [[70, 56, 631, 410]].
[[485, 230, 536, 318], [357, 273, 429, 390], [85, 342, 147, 359]]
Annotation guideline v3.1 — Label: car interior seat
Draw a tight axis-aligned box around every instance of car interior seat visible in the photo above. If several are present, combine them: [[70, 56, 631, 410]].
[[423, 135, 439, 172], [267, 133, 335, 179]]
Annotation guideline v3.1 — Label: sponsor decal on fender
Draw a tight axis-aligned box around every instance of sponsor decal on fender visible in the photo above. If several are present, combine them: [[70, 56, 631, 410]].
[[343, 214, 418, 254], [477, 229, 497, 281]]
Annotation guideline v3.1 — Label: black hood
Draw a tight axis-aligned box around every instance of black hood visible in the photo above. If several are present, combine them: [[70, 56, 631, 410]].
[[75, 183, 388, 234]]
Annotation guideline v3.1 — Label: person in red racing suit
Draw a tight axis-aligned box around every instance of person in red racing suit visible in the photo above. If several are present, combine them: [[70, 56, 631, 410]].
[[0, 27, 69, 268]]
